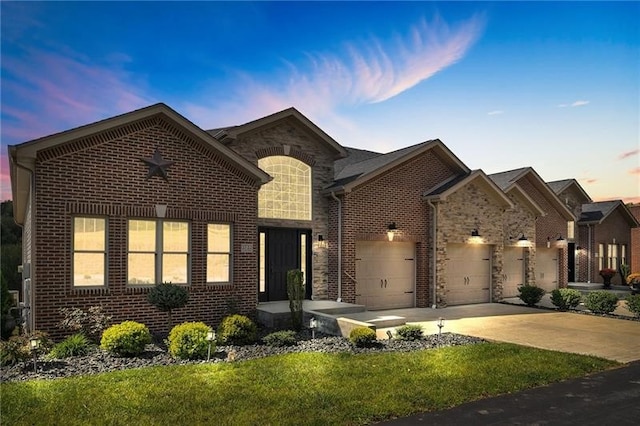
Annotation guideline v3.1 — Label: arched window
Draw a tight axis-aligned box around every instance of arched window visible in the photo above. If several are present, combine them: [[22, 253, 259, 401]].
[[258, 156, 311, 220]]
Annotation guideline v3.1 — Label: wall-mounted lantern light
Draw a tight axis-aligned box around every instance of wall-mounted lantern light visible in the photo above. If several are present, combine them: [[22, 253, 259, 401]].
[[468, 228, 483, 244], [547, 234, 566, 248], [317, 235, 328, 249], [471, 229, 480, 237], [387, 222, 398, 241]]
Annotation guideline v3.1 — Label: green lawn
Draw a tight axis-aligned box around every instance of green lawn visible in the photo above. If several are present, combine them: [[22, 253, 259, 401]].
[[1, 342, 617, 425]]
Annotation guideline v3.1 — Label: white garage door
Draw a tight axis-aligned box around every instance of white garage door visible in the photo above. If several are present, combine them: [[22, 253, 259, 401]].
[[502, 247, 524, 298], [355, 241, 415, 310], [445, 244, 491, 305], [536, 247, 558, 292]]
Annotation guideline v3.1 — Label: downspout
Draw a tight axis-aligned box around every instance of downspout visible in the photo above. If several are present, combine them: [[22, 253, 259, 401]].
[[587, 224, 592, 283], [427, 200, 438, 309], [330, 191, 342, 302]]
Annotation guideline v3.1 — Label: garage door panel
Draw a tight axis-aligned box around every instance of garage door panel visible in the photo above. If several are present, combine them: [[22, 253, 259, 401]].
[[355, 241, 415, 310], [446, 244, 491, 305], [503, 247, 524, 298]]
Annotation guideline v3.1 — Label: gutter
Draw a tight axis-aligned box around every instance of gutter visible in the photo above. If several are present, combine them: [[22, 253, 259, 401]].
[[427, 200, 438, 308], [330, 191, 342, 302]]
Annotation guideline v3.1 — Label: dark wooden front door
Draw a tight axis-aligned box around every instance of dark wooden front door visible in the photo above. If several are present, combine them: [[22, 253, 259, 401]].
[[259, 228, 311, 302]]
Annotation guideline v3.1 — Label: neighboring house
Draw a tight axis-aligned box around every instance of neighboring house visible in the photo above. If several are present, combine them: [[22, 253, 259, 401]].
[[9, 104, 271, 337], [631, 205, 640, 274], [548, 179, 639, 284], [489, 168, 575, 292]]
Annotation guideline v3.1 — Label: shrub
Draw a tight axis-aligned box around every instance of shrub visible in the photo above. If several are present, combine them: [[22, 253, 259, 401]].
[[263, 330, 298, 347], [625, 294, 640, 317], [518, 284, 545, 307], [147, 283, 189, 329], [48, 333, 91, 359], [584, 291, 619, 314], [167, 322, 212, 360], [1, 272, 16, 340], [100, 321, 151, 357], [395, 324, 424, 341], [287, 269, 305, 331], [58, 306, 112, 343], [0, 336, 30, 366], [619, 264, 631, 282], [550, 288, 582, 311], [216, 314, 257, 346], [349, 327, 377, 347]]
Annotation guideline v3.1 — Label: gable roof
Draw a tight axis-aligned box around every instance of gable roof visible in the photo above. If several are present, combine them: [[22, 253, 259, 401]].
[[579, 200, 640, 226], [423, 169, 514, 209], [326, 139, 470, 194], [488, 167, 575, 221], [547, 178, 593, 203], [9, 103, 271, 224], [208, 107, 348, 159]]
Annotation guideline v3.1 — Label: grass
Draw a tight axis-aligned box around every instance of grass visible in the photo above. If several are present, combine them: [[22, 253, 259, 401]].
[[1, 342, 617, 425]]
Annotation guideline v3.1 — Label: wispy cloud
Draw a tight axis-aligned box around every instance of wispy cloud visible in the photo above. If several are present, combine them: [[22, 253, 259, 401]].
[[629, 167, 640, 175], [1, 48, 155, 144], [183, 13, 485, 128], [619, 149, 639, 160], [487, 110, 504, 115], [557, 100, 590, 108]]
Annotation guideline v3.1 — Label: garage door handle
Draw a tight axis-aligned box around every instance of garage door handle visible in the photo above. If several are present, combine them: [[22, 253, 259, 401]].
[[381, 279, 384, 288], [482, 287, 490, 290], [385, 279, 388, 288], [404, 291, 414, 294]]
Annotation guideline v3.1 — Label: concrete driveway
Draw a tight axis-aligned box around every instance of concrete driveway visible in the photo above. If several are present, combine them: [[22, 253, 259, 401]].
[[366, 303, 640, 363]]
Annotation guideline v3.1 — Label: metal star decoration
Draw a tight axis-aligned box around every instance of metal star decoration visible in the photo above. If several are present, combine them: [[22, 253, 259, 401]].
[[140, 148, 175, 181]]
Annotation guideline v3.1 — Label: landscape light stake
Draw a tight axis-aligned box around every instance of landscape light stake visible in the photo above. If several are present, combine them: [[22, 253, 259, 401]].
[[206, 330, 216, 361], [437, 317, 445, 347], [309, 317, 317, 339], [29, 337, 40, 372]]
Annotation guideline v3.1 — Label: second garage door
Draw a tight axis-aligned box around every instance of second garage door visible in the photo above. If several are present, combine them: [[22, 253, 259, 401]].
[[536, 247, 558, 292], [355, 241, 415, 310], [502, 247, 524, 298], [445, 244, 491, 305]]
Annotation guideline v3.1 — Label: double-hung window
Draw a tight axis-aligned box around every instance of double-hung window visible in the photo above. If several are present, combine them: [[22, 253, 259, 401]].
[[207, 224, 231, 284], [73, 217, 107, 287], [128, 219, 190, 285]]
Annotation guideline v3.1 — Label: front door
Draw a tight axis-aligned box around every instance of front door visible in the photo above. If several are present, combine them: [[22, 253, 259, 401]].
[[567, 243, 576, 282], [259, 228, 311, 302]]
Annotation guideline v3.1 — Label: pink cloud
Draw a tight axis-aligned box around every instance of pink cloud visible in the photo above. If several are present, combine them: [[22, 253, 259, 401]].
[[629, 167, 640, 175], [0, 155, 12, 202], [1, 47, 155, 145], [619, 149, 639, 160]]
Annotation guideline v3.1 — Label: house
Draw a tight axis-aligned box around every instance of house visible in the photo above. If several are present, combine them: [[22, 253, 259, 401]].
[[12, 103, 623, 338], [631, 205, 640, 273], [9, 104, 271, 337], [489, 168, 576, 292], [548, 179, 639, 285]]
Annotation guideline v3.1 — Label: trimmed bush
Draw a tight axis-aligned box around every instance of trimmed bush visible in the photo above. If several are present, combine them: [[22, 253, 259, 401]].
[[550, 288, 582, 311], [518, 284, 545, 307], [216, 314, 257, 346], [147, 283, 189, 329], [167, 322, 212, 360], [584, 291, 619, 314], [349, 327, 377, 347], [100, 321, 151, 357], [395, 324, 424, 341], [625, 294, 640, 317], [48, 333, 91, 359], [0, 336, 31, 366], [263, 330, 298, 347]]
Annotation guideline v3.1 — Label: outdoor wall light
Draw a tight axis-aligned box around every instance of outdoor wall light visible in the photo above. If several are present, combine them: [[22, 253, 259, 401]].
[[317, 235, 328, 249], [387, 222, 398, 241], [309, 317, 317, 339], [471, 229, 480, 237], [206, 330, 216, 361], [547, 234, 566, 248]]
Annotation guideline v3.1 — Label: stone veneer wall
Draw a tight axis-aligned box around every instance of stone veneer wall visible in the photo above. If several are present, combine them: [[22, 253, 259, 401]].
[[224, 120, 341, 300], [435, 180, 507, 305]]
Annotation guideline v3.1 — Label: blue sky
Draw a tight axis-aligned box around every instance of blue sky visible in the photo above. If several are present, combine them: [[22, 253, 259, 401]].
[[1, 1, 638, 203]]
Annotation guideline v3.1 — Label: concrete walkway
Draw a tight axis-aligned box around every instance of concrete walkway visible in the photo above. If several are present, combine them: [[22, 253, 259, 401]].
[[366, 303, 640, 363]]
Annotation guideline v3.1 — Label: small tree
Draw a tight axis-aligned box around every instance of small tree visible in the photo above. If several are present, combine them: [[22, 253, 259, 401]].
[[287, 269, 305, 331], [147, 283, 189, 330]]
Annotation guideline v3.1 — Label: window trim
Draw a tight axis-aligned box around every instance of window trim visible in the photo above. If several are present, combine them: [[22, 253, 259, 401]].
[[72, 216, 108, 288], [206, 223, 233, 285], [127, 218, 191, 286]]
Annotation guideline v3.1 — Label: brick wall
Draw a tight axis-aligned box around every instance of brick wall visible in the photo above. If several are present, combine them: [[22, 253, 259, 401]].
[[223, 120, 339, 299], [33, 116, 260, 339], [329, 149, 459, 307], [590, 207, 634, 285]]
